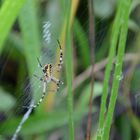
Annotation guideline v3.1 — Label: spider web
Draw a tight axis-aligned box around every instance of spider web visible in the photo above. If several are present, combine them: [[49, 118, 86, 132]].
[[0, 10, 115, 140], [0, 19, 64, 140], [0, 1, 138, 140]]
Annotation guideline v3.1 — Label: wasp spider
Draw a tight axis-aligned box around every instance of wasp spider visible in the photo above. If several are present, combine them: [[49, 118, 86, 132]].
[[26, 40, 63, 109]]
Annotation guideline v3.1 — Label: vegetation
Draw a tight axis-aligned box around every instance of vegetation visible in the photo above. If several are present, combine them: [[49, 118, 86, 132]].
[[0, 0, 140, 140]]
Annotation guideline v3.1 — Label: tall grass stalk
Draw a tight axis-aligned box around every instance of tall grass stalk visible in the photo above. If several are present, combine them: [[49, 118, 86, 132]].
[[65, 0, 75, 139], [97, 1, 123, 139], [19, 0, 41, 103], [102, 0, 131, 139], [19, 0, 41, 75], [0, 0, 26, 50]]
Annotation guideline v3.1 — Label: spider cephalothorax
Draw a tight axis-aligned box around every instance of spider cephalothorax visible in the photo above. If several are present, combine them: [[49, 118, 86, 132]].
[[43, 64, 52, 78]]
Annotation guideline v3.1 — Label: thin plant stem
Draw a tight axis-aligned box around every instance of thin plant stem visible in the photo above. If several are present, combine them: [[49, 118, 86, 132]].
[[97, 0, 124, 139], [86, 0, 95, 139], [102, 0, 132, 139], [65, 0, 75, 139]]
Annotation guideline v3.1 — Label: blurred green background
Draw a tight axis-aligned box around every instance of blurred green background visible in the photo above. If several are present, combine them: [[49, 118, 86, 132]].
[[0, 0, 140, 140]]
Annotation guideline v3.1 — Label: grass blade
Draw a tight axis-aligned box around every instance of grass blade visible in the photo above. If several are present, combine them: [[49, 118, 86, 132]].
[[0, 0, 26, 50], [19, 0, 41, 101], [74, 19, 90, 67], [19, 0, 41, 75], [102, 0, 132, 139], [65, 0, 75, 139], [97, 1, 124, 139]]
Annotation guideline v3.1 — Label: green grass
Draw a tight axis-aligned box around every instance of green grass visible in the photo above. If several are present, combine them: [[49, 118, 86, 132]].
[[19, 0, 41, 100], [0, 0, 139, 140], [0, 108, 91, 136], [74, 19, 90, 68], [19, 0, 41, 75], [97, 0, 132, 139], [0, 0, 26, 50], [102, 1, 131, 139], [97, 1, 124, 139], [65, 0, 75, 140]]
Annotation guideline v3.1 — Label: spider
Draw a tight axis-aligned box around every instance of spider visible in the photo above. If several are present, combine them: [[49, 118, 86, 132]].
[[27, 40, 63, 109]]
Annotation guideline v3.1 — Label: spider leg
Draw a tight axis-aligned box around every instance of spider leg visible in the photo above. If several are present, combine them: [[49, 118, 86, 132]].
[[57, 40, 63, 72], [37, 57, 47, 73], [23, 81, 47, 109], [37, 57, 43, 68], [51, 76, 63, 91], [33, 82, 47, 108]]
